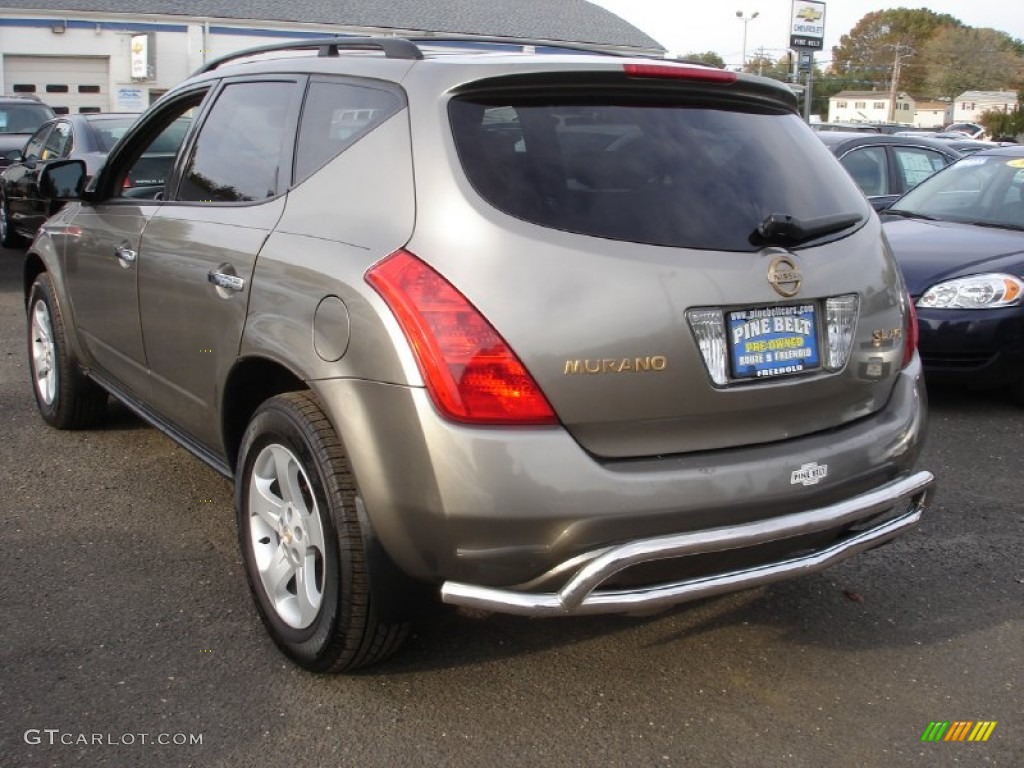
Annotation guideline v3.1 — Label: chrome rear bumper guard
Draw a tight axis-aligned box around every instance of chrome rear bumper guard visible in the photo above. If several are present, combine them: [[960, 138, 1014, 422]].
[[441, 471, 934, 617]]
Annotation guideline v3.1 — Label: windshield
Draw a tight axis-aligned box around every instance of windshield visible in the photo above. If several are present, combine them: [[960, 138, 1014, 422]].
[[890, 155, 1024, 229], [0, 104, 54, 135], [450, 95, 869, 251]]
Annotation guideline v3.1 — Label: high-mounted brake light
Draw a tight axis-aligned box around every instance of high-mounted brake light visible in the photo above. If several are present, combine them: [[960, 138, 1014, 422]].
[[366, 250, 558, 425], [623, 63, 738, 84], [901, 294, 919, 369]]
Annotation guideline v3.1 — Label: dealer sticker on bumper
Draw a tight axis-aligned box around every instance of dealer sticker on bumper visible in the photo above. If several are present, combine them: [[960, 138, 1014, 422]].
[[728, 304, 820, 380]]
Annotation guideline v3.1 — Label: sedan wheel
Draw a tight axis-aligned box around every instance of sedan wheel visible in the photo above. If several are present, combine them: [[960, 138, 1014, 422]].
[[26, 273, 107, 429], [236, 391, 410, 672], [0, 196, 21, 248]]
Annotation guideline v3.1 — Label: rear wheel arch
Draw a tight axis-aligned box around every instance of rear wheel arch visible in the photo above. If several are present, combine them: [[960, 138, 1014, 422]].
[[23, 252, 46, 306], [221, 356, 306, 471]]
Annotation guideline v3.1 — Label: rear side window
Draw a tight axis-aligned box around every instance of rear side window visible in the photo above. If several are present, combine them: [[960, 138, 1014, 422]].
[[450, 96, 868, 251], [293, 79, 403, 184], [892, 146, 951, 191]]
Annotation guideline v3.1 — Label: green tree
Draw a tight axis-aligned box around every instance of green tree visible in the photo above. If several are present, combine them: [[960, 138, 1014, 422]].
[[759, 52, 796, 82], [831, 9, 961, 94], [981, 104, 1024, 140], [681, 51, 725, 69], [920, 27, 1024, 96]]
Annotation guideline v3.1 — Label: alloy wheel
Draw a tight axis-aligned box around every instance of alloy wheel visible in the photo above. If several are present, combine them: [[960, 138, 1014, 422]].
[[247, 443, 327, 629], [30, 299, 57, 405]]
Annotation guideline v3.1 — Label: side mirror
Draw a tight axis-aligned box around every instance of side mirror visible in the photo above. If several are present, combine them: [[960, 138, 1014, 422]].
[[40, 159, 87, 200]]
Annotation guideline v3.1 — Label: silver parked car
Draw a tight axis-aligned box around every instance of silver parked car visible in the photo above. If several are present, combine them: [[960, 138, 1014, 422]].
[[26, 37, 933, 672]]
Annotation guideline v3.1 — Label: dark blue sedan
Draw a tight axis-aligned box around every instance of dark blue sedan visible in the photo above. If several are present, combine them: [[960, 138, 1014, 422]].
[[882, 145, 1024, 403]]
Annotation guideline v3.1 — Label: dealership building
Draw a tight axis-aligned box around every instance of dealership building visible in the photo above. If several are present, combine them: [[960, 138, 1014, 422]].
[[0, 0, 662, 113]]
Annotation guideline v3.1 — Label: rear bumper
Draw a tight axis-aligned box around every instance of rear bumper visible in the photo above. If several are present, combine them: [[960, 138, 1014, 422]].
[[441, 470, 933, 615], [313, 360, 928, 588]]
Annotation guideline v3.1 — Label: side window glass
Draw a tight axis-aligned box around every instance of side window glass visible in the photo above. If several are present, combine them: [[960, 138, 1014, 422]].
[[841, 147, 887, 197], [105, 91, 202, 200], [23, 126, 52, 161], [893, 147, 948, 190], [293, 80, 402, 185], [43, 121, 72, 160], [122, 113, 195, 194], [177, 81, 297, 203]]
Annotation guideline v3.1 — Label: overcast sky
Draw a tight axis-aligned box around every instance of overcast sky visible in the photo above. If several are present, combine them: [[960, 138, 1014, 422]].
[[589, 0, 1024, 67]]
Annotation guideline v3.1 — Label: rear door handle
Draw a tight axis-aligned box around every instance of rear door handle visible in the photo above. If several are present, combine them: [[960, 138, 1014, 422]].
[[208, 270, 245, 293], [114, 244, 137, 265]]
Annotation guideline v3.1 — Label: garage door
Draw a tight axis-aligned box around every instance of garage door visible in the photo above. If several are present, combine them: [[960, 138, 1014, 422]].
[[3, 55, 109, 114]]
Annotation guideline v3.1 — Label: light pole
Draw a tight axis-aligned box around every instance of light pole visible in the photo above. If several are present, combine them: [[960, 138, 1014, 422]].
[[736, 10, 759, 71]]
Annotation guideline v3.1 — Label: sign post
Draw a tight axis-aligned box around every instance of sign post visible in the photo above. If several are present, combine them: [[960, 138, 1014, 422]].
[[789, 1, 826, 121]]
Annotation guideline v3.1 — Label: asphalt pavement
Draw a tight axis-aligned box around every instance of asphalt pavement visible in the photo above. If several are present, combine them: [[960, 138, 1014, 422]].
[[0, 245, 1021, 768]]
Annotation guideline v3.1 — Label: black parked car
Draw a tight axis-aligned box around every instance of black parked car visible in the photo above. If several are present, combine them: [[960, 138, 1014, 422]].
[[881, 145, 1024, 403], [0, 113, 142, 246], [0, 96, 56, 170], [816, 131, 962, 210]]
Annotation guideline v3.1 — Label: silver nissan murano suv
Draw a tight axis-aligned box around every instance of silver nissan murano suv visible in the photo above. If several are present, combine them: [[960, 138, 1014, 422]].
[[25, 37, 933, 672]]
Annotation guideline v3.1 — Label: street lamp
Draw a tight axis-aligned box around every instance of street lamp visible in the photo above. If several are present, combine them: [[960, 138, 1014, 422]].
[[736, 10, 759, 70]]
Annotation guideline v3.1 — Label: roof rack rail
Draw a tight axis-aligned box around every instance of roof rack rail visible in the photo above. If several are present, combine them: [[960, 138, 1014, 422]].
[[405, 34, 638, 58], [194, 36, 423, 75]]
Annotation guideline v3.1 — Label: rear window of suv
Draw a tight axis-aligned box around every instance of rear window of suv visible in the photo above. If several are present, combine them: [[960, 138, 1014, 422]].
[[450, 95, 868, 251], [0, 103, 54, 134]]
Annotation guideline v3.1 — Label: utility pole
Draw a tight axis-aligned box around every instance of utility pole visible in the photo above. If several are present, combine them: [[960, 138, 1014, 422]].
[[888, 43, 913, 124]]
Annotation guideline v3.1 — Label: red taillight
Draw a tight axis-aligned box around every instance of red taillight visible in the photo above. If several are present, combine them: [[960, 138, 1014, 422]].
[[623, 63, 738, 84], [366, 250, 557, 425], [902, 295, 919, 368]]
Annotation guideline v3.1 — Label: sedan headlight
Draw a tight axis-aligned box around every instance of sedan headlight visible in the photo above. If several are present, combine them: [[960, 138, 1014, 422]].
[[917, 273, 1023, 309]]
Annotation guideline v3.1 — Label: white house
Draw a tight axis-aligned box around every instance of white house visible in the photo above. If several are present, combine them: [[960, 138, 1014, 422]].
[[827, 90, 916, 125], [951, 91, 1019, 125]]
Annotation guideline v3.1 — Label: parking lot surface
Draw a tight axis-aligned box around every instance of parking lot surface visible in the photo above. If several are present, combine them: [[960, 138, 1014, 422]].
[[0, 245, 1021, 767]]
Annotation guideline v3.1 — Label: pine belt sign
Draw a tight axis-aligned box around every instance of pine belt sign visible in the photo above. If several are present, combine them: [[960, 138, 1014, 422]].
[[790, 0, 826, 50]]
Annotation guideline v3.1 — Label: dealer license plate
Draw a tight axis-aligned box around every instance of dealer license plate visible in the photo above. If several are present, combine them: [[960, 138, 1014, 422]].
[[728, 304, 820, 380]]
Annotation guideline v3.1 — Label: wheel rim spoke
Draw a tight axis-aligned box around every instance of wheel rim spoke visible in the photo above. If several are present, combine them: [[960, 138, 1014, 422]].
[[294, 553, 323, 627]]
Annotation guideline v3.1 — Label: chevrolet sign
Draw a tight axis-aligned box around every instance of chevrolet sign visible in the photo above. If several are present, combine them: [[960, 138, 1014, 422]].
[[790, 0, 826, 50]]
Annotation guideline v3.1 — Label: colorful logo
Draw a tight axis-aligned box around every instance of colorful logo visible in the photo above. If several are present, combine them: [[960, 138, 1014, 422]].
[[920, 721, 997, 742]]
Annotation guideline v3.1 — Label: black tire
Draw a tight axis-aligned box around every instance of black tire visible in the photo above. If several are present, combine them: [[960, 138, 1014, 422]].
[[236, 391, 410, 672], [27, 273, 107, 429], [0, 193, 24, 248], [1010, 378, 1024, 407]]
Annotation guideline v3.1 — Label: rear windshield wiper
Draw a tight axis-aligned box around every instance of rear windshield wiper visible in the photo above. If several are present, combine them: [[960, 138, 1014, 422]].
[[882, 209, 937, 221], [752, 212, 863, 246]]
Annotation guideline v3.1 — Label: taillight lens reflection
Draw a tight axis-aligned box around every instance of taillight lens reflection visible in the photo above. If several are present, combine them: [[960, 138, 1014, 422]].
[[902, 294, 918, 369], [366, 250, 557, 425]]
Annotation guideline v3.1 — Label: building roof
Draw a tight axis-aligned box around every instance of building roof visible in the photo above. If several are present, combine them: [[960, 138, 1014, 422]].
[[0, 0, 664, 51], [830, 90, 910, 101], [953, 90, 1018, 102]]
